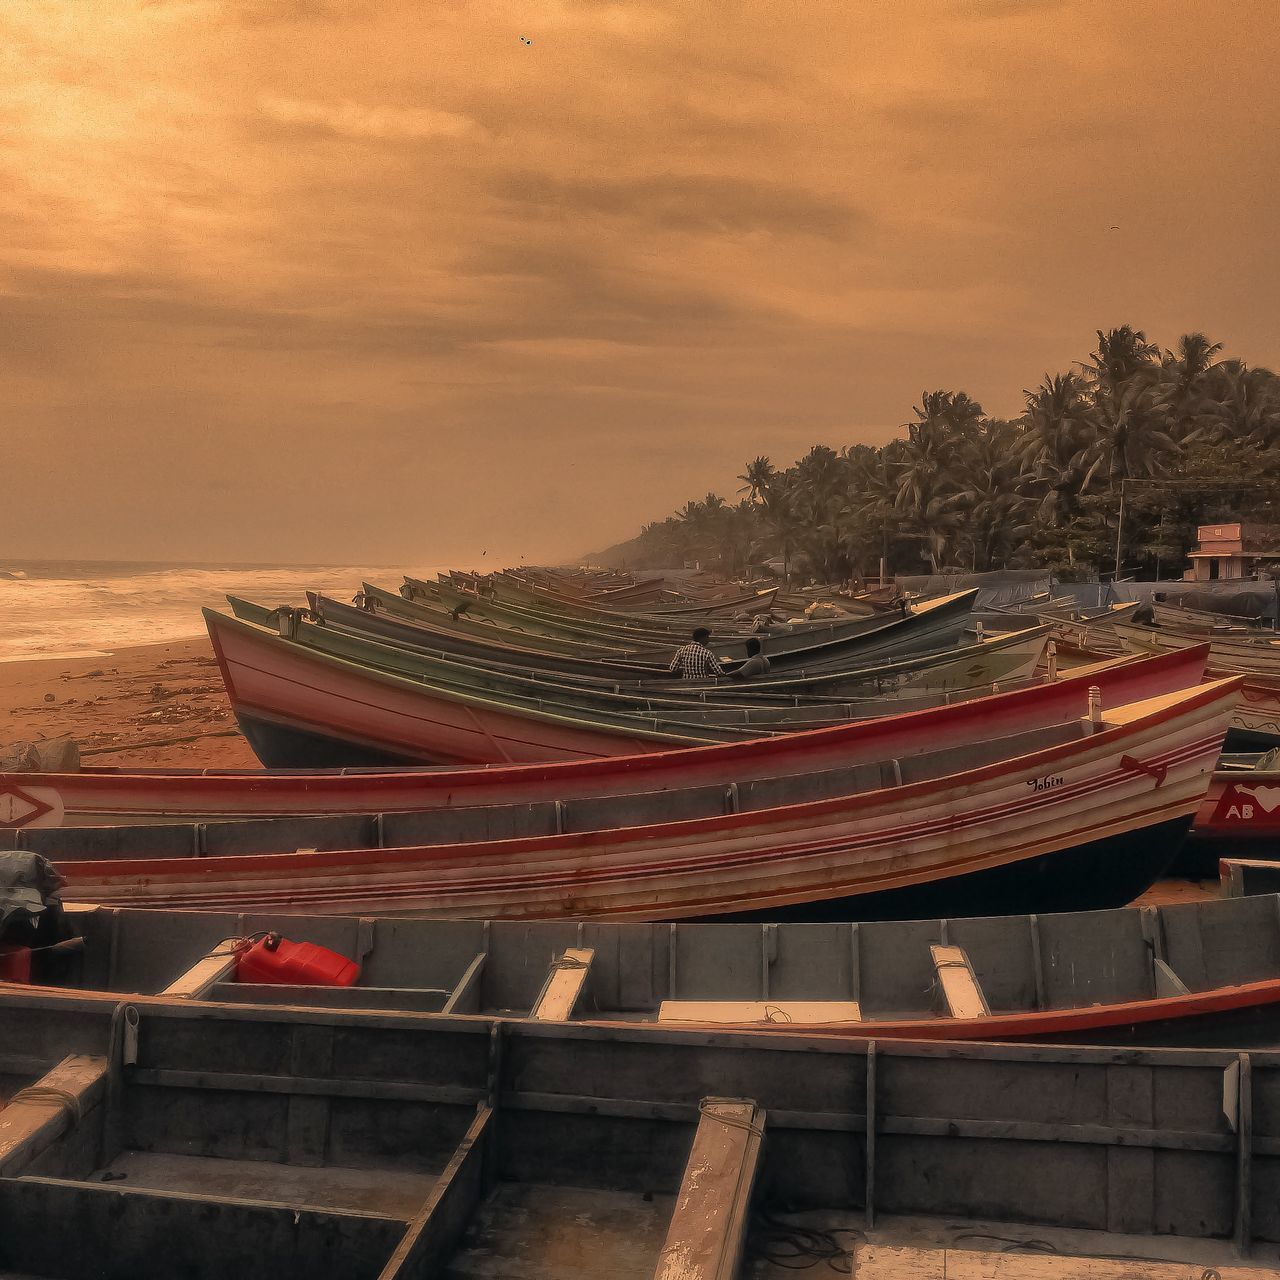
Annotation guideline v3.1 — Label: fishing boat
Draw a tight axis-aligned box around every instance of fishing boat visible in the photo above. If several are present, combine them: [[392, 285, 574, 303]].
[[1057, 624, 1280, 749], [25, 678, 1241, 919], [368, 580, 982, 670], [0, 646, 1211, 826], [0, 983, 1273, 1275], [415, 578, 981, 661], [1174, 751, 1280, 875], [202, 594, 1028, 766], [231, 597, 1045, 717], [308, 589, 1049, 695], [9, 891, 1280, 1047], [1117, 619, 1280, 679], [1222, 857, 1280, 899], [491, 570, 781, 620]]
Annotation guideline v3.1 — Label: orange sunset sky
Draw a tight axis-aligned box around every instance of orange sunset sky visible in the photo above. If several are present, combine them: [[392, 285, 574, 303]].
[[3, 0, 1278, 564]]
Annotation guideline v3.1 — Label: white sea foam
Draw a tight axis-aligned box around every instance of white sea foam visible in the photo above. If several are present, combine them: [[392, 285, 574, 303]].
[[0, 560, 456, 661]]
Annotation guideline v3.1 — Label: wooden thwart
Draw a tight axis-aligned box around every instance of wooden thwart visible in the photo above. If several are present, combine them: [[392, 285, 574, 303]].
[[160, 937, 243, 999], [378, 1105, 492, 1279], [654, 1098, 765, 1280], [851, 1244, 1259, 1278], [657, 1000, 863, 1026], [442, 952, 487, 1015], [529, 947, 593, 1022], [931, 945, 990, 1020], [0, 1054, 108, 1176], [0, 1176, 402, 1280]]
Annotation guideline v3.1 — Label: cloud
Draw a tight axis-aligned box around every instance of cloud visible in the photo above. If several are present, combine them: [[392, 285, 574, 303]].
[[494, 172, 867, 241], [257, 96, 480, 141], [1, 0, 1279, 561]]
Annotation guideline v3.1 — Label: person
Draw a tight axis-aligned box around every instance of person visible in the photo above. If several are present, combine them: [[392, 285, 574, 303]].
[[668, 627, 725, 680], [729, 637, 770, 681]]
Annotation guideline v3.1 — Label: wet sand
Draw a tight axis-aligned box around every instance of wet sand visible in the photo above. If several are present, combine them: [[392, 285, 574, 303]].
[[0, 637, 259, 768]]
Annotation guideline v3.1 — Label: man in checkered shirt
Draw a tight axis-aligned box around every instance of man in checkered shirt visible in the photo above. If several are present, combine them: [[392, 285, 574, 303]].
[[668, 627, 726, 680]]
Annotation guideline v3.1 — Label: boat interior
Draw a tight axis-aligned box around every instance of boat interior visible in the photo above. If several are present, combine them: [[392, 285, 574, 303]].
[[2, 986, 1278, 1278], [17, 895, 1280, 1039]]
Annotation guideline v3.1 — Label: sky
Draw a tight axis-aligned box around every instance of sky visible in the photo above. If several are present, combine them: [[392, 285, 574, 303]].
[[2, 0, 1278, 564]]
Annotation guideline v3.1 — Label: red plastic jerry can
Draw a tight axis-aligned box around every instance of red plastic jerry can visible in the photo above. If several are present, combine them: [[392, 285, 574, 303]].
[[235, 933, 360, 987]]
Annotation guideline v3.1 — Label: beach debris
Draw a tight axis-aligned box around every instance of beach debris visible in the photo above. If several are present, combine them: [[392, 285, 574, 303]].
[[1, 737, 81, 773]]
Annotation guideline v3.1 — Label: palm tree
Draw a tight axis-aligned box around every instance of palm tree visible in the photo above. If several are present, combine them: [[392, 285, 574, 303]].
[[847, 443, 903, 580], [892, 390, 986, 570], [1084, 376, 1178, 491], [953, 420, 1033, 571], [1020, 373, 1096, 557], [1083, 326, 1160, 388], [737, 456, 776, 504], [758, 476, 800, 579], [623, 327, 1280, 580], [1195, 361, 1280, 449]]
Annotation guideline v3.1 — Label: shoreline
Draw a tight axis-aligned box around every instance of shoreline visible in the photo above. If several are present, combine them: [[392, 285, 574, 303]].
[[0, 636, 259, 769]]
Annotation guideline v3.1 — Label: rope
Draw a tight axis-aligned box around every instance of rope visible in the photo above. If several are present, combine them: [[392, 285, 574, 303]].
[[747, 1208, 861, 1272], [0, 936, 84, 957], [204, 931, 273, 960], [546, 953, 590, 972], [696, 1097, 766, 1140], [951, 1231, 1058, 1254], [950, 1233, 1225, 1276], [9, 1085, 83, 1125]]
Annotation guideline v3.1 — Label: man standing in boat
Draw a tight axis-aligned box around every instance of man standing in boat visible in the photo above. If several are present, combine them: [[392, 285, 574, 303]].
[[668, 627, 726, 680]]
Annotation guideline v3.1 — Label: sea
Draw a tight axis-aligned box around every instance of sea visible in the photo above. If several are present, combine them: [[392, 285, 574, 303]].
[[0, 560, 456, 662]]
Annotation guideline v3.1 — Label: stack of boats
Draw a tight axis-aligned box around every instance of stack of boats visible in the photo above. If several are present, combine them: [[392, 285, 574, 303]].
[[4, 566, 1280, 1275]]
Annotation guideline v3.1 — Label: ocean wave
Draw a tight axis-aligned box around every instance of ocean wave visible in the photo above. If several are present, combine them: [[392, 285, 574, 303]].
[[0, 562, 452, 661]]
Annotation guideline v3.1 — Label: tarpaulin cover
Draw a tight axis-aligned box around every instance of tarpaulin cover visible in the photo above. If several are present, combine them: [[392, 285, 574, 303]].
[[0, 851, 64, 935], [895, 571, 1051, 611], [1178, 588, 1274, 618]]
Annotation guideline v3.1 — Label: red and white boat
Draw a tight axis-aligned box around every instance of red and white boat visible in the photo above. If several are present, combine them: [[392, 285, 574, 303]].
[[0, 647, 1211, 827], [46, 676, 1239, 921]]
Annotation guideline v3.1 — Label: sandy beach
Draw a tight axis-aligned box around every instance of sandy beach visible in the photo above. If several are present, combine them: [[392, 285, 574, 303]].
[[1, 636, 259, 769]]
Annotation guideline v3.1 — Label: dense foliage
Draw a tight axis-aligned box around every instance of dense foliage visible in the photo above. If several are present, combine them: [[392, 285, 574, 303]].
[[605, 328, 1280, 581]]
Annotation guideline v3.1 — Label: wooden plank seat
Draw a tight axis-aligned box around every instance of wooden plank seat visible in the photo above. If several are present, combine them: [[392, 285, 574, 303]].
[[530, 948, 593, 1021], [930, 945, 991, 1019], [657, 1001, 863, 1026], [653, 1098, 765, 1280], [0, 1054, 109, 1177], [160, 937, 244, 1000]]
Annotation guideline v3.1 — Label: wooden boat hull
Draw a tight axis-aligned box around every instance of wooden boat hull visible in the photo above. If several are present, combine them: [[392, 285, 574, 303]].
[[1056, 629, 1279, 751], [1117, 619, 1280, 679], [2, 986, 1277, 1270], [208, 608, 738, 767], [11, 891, 1280, 1049], [50, 680, 1239, 920], [418, 580, 981, 665], [315, 589, 1049, 697], [1176, 759, 1280, 876], [0, 646, 1213, 826]]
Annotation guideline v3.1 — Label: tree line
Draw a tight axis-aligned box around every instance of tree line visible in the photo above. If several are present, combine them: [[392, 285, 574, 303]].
[[604, 327, 1280, 582]]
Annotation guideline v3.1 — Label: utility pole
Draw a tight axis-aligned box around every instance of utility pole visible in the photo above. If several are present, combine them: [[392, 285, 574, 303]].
[[1113, 480, 1126, 582]]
